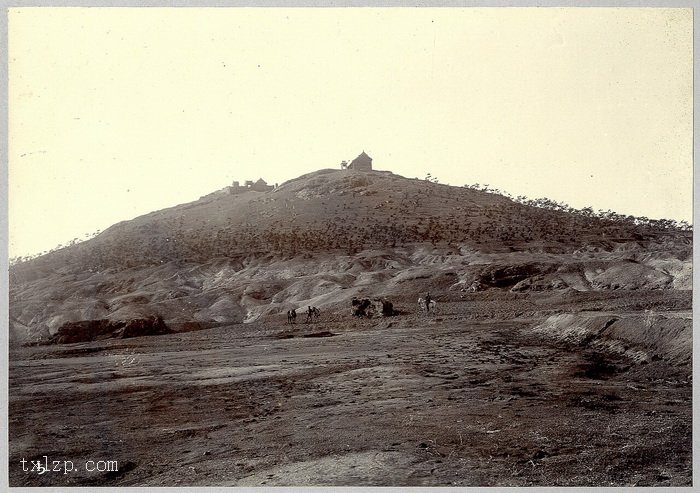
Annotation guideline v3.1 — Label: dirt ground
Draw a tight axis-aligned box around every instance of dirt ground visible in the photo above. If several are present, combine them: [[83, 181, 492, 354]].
[[8, 292, 692, 487]]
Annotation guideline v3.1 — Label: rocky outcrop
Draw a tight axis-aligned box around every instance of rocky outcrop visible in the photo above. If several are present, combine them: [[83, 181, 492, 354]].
[[46, 316, 170, 344]]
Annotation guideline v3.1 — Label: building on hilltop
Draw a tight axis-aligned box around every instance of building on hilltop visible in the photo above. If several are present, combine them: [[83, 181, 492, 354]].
[[229, 178, 275, 194], [346, 151, 372, 171], [251, 178, 273, 192]]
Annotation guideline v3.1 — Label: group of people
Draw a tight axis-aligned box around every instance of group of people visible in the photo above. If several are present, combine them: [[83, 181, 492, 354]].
[[287, 306, 320, 324], [306, 306, 321, 323], [289, 293, 435, 324]]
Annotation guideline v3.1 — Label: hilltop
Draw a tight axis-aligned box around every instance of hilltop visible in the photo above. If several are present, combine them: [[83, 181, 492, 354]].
[[11, 169, 691, 271], [9, 168, 692, 343]]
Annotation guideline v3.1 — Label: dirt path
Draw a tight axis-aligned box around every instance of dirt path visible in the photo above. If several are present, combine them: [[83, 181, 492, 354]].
[[9, 312, 691, 486]]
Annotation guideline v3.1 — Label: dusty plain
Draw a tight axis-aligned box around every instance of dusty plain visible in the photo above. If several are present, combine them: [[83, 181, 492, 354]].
[[9, 291, 691, 487]]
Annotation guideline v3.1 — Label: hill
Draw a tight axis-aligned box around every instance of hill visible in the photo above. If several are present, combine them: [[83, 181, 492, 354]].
[[9, 168, 692, 488], [9, 168, 692, 344]]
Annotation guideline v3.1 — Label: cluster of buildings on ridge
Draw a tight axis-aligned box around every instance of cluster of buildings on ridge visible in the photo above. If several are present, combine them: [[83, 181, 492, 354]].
[[230, 178, 275, 193], [227, 151, 373, 196]]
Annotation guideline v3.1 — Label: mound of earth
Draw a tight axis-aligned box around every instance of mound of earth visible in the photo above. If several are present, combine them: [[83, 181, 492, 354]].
[[532, 311, 691, 365], [9, 244, 692, 345]]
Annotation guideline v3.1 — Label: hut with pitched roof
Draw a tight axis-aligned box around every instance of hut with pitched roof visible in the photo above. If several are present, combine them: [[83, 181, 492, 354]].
[[347, 151, 372, 171]]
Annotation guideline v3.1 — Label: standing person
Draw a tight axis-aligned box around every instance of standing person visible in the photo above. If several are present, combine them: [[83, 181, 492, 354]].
[[425, 292, 432, 313], [307, 305, 313, 323]]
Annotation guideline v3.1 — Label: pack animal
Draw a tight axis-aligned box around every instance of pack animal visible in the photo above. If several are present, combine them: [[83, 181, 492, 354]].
[[417, 297, 437, 314], [373, 298, 395, 317], [351, 298, 374, 318]]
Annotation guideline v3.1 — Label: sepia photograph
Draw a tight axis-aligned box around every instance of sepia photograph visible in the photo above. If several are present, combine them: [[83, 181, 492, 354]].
[[5, 5, 693, 488]]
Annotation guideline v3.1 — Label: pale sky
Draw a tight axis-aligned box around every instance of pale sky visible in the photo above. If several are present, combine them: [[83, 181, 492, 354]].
[[8, 7, 693, 258]]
